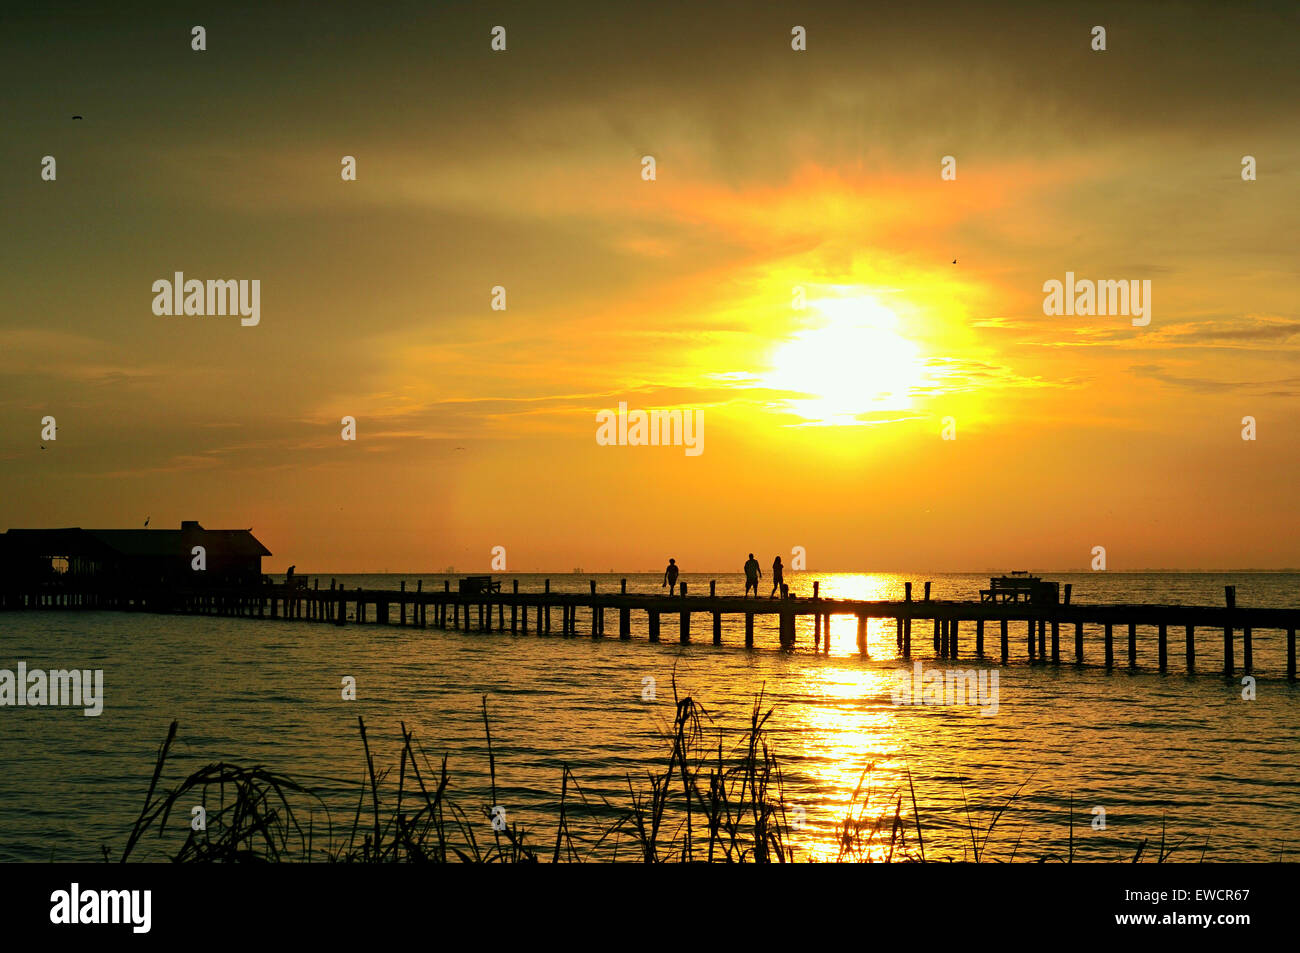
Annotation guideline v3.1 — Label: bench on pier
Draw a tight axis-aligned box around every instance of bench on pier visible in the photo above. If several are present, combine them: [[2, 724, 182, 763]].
[[980, 573, 1059, 605], [458, 575, 501, 595]]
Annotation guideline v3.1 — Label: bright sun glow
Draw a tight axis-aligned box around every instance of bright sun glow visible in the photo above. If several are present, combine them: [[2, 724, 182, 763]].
[[762, 294, 926, 425]]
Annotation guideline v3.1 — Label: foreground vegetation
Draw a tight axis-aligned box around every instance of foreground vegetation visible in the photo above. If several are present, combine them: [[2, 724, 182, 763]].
[[108, 687, 1211, 863]]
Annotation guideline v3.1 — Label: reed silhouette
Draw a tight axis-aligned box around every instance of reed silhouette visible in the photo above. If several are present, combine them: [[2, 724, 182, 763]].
[[108, 688, 1215, 863]]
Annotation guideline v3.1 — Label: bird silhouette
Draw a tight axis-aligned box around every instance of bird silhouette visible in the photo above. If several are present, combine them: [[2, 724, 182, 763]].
[[952, 259, 957, 264], [143, 517, 150, 527], [72, 115, 82, 120]]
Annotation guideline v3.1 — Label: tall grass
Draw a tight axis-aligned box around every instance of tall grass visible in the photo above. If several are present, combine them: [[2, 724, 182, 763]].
[[108, 686, 1205, 863]]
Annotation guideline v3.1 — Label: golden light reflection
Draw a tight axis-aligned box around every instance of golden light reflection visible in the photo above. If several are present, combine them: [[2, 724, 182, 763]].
[[781, 572, 925, 861]]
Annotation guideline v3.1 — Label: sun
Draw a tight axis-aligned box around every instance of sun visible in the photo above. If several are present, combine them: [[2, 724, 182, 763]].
[[761, 294, 926, 425]]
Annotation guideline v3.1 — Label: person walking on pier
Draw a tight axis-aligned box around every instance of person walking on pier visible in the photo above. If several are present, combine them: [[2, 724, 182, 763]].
[[663, 558, 680, 596], [770, 555, 784, 598], [744, 553, 761, 597]]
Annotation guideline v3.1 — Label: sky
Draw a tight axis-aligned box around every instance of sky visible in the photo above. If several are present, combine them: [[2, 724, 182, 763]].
[[1, 1, 1298, 572]]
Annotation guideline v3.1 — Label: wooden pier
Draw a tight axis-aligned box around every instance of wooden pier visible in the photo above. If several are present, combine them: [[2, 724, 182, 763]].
[[2, 578, 1296, 680]]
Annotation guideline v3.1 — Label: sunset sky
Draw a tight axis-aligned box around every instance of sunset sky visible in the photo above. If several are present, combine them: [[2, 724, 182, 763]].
[[2, 1, 1298, 572]]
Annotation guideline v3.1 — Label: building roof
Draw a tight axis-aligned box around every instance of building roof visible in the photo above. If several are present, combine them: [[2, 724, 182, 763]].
[[1, 523, 271, 558]]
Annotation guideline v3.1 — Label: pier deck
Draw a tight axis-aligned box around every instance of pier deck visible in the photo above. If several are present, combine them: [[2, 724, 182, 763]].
[[3, 578, 1296, 680]]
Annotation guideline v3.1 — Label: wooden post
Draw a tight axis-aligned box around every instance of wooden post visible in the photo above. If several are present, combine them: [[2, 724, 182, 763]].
[[1051, 621, 1059, 663], [711, 580, 717, 597], [1000, 618, 1008, 663], [713, 611, 722, 645], [511, 580, 518, 632], [1063, 583, 1072, 606], [620, 607, 630, 639], [1287, 628, 1296, 681], [680, 605, 691, 644], [1242, 626, 1253, 671], [1158, 623, 1168, 672], [904, 583, 913, 658], [593, 602, 601, 638], [1104, 623, 1113, 668], [1038, 619, 1046, 660], [1185, 624, 1194, 672], [1027, 619, 1036, 661], [895, 616, 903, 652], [782, 609, 797, 649], [521, 601, 529, 633], [933, 618, 941, 654], [1224, 586, 1235, 676], [648, 611, 660, 642], [924, 581, 931, 602], [855, 614, 866, 656], [544, 579, 551, 634], [975, 618, 984, 657], [745, 613, 754, 648], [813, 581, 820, 600], [1074, 621, 1083, 664], [621, 578, 627, 594], [1127, 622, 1136, 668]]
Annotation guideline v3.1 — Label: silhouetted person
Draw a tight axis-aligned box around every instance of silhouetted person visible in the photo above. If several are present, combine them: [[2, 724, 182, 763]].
[[770, 556, 784, 598], [663, 558, 680, 596], [744, 553, 761, 598], [286, 565, 296, 587]]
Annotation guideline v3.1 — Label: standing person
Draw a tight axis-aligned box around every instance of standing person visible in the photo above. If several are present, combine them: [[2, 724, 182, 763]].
[[663, 558, 680, 596], [770, 555, 784, 598], [743, 553, 761, 598]]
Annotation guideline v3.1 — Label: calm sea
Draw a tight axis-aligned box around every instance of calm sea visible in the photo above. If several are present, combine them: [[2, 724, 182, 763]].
[[2, 571, 1297, 862]]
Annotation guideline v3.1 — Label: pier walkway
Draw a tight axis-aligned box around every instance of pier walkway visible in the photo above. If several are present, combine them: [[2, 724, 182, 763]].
[[3, 577, 1297, 680]]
